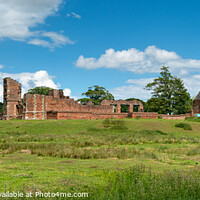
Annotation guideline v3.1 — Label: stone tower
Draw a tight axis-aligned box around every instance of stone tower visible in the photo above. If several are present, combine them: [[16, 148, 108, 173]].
[[3, 77, 22, 120]]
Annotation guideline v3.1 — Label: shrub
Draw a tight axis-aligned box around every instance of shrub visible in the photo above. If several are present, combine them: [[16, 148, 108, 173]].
[[175, 123, 192, 130], [158, 115, 162, 119]]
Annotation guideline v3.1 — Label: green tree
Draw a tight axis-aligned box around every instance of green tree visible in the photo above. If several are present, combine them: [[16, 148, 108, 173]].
[[27, 86, 52, 96], [0, 102, 3, 113], [78, 85, 114, 105], [145, 66, 192, 115], [171, 77, 192, 114], [145, 98, 162, 113]]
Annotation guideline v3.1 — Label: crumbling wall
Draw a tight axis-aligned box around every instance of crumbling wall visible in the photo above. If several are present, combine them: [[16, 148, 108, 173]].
[[3, 78, 22, 120], [193, 100, 200, 114], [130, 112, 158, 119], [3, 78, 147, 120], [160, 113, 191, 119], [23, 94, 46, 119], [45, 94, 113, 114], [23, 89, 114, 120]]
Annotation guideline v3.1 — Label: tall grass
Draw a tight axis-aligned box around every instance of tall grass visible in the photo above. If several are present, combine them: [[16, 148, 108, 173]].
[[90, 165, 200, 200]]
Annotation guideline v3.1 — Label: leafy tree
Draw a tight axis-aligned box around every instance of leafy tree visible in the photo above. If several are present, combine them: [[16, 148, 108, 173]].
[[145, 98, 163, 113], [171, 77, 192, 114], [78, 85, 114, 105], [0, 102, 3, 113], [145, 66, 192, 115], [27, 86, 52, 96]]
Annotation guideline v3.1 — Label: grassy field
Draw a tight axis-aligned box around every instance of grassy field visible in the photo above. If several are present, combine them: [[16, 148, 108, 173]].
[[0, 118, 200, 199]]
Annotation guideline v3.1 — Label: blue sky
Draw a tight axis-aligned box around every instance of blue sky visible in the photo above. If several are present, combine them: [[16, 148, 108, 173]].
[[0, 0, 200, 101]]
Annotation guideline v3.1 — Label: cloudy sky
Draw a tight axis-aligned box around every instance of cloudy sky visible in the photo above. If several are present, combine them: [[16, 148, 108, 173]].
[[0, 0, 200, 101]]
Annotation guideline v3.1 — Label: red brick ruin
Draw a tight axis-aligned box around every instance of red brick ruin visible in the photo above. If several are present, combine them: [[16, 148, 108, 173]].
[[3, 77, 193, 120], [193, 92, 200, 116]]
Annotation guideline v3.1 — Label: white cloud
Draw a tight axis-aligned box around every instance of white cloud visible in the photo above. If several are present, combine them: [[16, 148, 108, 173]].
[[28, 39, 52, 48], [66, 12, 81, 19], [75, 45, 200, 74], [42, 32, 74, 47], [180, 70, 189, 76], [63, 88, 71, 96], [110, 85, 152, 101], [0, 0, 73, 49], [110, 78, 153, 101], [0, 65, 3, 69], [126, 78, 154, 85], [182, 75, 200, 98]]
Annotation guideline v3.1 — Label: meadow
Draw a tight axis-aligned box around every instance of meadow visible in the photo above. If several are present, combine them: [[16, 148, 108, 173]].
[[0, 118, 200, 199]]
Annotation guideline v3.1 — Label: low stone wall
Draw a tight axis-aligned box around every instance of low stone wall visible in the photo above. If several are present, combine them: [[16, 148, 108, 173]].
[[46, 111, 192, 120], [91, 113, 128, 119], [46, 111, 129, 120], [130, 112, 158, 119], [55, 112, 129, 120], [57, 112, 91, 120], [160, 113, 191, 120]]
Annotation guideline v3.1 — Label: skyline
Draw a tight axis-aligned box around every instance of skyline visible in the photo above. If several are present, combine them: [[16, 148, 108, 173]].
[[0, 0, 200, 101]]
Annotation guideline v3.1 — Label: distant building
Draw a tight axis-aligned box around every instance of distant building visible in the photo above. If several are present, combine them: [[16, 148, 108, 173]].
[[193, 92, 200, 116]]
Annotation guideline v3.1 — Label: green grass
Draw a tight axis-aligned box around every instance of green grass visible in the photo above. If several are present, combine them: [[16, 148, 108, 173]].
[[0, 118, 200, 199]]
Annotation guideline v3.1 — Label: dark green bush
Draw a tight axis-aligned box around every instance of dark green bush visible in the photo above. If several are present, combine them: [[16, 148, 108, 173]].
[[158, 115, 162, 119], [175, 123, 192, 130]]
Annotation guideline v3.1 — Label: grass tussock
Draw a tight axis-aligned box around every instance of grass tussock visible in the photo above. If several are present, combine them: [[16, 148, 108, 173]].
[[175, 123, 192, 130], [102, 119, 128, 130]]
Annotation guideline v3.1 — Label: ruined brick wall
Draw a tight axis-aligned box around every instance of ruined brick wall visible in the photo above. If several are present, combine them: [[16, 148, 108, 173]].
[[49, 89, 65, 98], [23, 94, 46, 119], [54, 111, 128, 120], [101, 99, 144, 112], [47, 111, 57, 119], [160, 113, 191, 120], [193, 100, 200, 114], [23, 89, 113, 120], [3, 78, 22, 120], [193, 92, 200, 115], [90, 113, 128, 119], [130, 112, 158, 119], [45, 95, 113, 114], [3, 78, 157, 120]]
